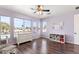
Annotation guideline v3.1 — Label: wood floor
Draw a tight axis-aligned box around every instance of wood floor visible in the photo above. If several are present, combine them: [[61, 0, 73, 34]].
[[15, 38, 79, 54]]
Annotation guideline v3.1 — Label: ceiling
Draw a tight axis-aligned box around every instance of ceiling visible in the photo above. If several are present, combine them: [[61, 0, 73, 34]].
[[0, 5, 78, 19]]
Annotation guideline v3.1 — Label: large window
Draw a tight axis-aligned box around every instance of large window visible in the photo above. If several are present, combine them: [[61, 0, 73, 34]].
[[42, 21, 47, 32], [0, 16, 11, 40], [0, 16, 41, 40], [32, 21, 41, 33], [32, 21, 40, 33], [14, 18, 23, 34], [14, 18, 31, 38], [0, 15, 42, 42]]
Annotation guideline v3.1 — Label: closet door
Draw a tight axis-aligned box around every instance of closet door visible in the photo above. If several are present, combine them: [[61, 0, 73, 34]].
[[74, 14, 79, 45]]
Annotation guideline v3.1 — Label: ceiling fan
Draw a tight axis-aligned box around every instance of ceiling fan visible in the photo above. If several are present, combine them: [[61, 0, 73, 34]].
[[31, 5, 51, 15]]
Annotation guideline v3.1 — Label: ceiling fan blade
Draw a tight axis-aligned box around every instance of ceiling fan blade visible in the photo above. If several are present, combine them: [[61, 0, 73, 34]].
[[42, 10, 50, 12], [75, 7, 79, 9], [47, 10, 53, 15], [30, 8, 35, 10], [34, 11, 37, 13], [47, 12, 51, 14]]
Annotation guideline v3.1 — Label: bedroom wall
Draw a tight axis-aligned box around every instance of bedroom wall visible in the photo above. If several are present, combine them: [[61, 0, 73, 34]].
[[42, 12, 75, 44]]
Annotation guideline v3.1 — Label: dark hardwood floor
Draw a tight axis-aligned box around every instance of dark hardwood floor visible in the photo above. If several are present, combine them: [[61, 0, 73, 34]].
[[15, 38, 79, 54]]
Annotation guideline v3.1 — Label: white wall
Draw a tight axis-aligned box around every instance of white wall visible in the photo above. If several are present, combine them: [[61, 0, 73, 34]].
[[42, 12, 75, 44]]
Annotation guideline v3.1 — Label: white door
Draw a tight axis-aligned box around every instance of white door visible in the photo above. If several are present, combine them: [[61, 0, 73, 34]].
[[74, 14, 79, 45]]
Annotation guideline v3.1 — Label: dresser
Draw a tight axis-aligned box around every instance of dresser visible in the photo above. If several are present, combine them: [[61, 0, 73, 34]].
[[16, 32, 33, 45]]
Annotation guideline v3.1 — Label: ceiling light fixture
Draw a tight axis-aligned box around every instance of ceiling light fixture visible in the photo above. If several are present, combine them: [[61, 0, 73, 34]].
[[31, 5, 51, 15]]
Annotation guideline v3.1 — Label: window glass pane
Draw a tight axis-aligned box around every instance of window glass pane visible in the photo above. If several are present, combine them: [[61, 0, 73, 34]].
[[43, 21, 47, 32], [14, 18, 32, 38], [14, 18, 23, 28], [37, 21, 40, 32], [14, 18, 23, 38], [33, 21, 37, 31], [0, 16, 10, 40], [24, 20, 31, 32], [33, 22, 37, 27]]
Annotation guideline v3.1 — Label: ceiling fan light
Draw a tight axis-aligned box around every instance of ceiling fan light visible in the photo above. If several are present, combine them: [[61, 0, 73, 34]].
[[40, 5, 44, 10], [32, 5, 51, 15], [36, 11, 43, 15], [39, 11, 42, 14]]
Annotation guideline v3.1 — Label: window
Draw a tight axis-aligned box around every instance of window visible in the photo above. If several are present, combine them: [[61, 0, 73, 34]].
[[42, 21, 47, 32], [33, 21, 37, 31], [14, 18, 31, 38], [14, 18, 24, 38], [14, 18, 23, 32], [37, 21, 40, 32], [24, 20, 31, 32], [0, 16, 11, 40], [32, 21, 40, 33]]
